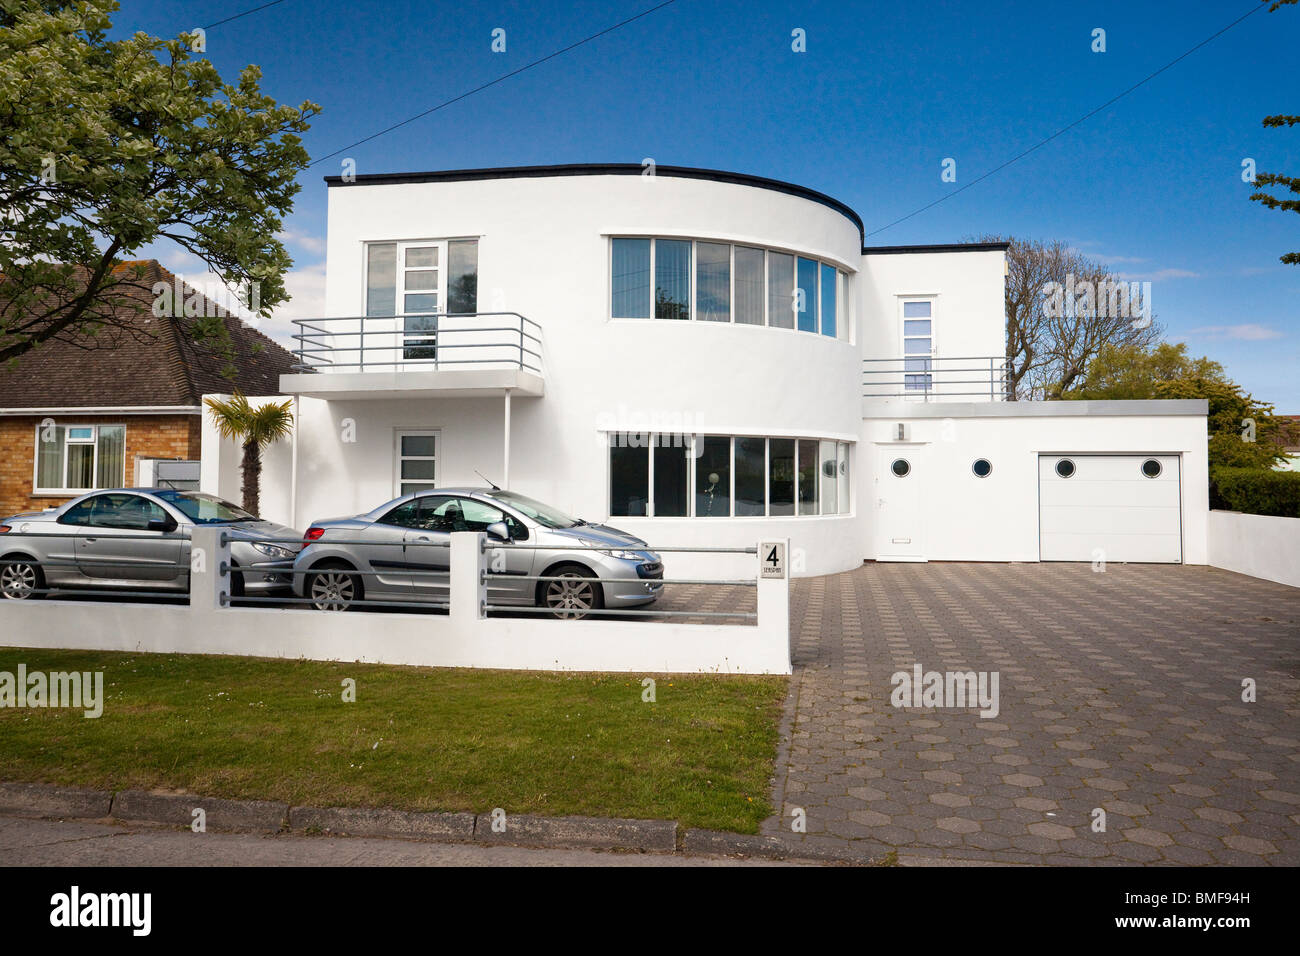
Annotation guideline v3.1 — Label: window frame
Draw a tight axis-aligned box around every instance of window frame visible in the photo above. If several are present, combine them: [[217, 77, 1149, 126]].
[[900, 296, 937, 393], [393, 428, 441, 498], [31, 422, 127, 496]]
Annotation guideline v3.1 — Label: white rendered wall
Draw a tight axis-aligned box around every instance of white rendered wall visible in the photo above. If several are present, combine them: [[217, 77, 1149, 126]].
[[861, 408, 1209, 564], [1208, 511, 1300, 588]]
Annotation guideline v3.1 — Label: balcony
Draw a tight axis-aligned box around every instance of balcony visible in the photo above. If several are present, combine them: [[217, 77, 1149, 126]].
[[863, 355, 1008, 402], [278, 313, 545, 400]]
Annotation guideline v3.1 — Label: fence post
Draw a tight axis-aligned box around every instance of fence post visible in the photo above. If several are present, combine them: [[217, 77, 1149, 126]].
[[450, 531, 488, 623], [189, 525, 231, 614], [756, 539, 793, 674]]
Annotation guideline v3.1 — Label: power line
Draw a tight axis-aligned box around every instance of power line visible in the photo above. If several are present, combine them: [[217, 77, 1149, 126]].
[[203, 0, 290, 31], [309, 0, 679, 167], [864, 2, 1270, 238]]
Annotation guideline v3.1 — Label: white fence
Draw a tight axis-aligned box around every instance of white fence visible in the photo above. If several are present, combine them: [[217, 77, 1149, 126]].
[[0, 528, 791, 675], [1207, 510, 1300, 589]]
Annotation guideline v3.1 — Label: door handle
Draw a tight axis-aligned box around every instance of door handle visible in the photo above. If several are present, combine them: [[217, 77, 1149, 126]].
[[84, 537, 97, 543]]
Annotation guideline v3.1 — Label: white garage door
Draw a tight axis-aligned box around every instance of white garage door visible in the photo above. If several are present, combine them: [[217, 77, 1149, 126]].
[[1039, 455, 1182, 563]]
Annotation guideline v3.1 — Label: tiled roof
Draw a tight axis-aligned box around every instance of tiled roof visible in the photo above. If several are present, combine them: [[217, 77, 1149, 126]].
[[0, 260, 298, 408]]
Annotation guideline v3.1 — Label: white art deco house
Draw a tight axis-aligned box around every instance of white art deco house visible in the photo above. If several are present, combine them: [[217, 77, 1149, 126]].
[[202, 164, 1209, 576]]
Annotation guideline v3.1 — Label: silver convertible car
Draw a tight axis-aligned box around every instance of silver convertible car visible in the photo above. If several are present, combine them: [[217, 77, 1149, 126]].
[[0, 489, 301, 600], [293, 488, 663, 617]]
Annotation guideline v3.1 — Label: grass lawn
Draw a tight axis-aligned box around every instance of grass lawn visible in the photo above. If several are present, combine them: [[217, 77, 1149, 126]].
[[0, 647, 787, 833]]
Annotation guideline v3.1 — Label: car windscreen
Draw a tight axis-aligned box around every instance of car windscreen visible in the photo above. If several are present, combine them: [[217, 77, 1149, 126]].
[[154, 491, 256, 524], [491, 491, 581, 529]]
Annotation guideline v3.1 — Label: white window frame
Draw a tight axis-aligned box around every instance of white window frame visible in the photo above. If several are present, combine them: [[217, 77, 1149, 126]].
[[900, 296, 937, 394], [394, 428, 440, 498], [363, 238, 480, 316], [31, 422, 126, 496]]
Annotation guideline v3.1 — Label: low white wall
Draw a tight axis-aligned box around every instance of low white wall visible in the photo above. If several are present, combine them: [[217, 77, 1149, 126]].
[[1208, 511, 1300, 589], [0, 530, 791, 675]]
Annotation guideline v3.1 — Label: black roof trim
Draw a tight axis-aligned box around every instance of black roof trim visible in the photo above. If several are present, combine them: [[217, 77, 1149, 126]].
[[861, 241, 1010, 255], [324, 163, 865, 239]]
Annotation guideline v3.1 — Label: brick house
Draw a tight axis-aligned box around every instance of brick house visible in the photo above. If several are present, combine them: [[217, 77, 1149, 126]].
[[0, 260, 298, 516]]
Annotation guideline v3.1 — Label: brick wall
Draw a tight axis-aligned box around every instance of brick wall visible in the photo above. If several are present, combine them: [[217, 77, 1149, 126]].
[[0, 413, 202, 517]]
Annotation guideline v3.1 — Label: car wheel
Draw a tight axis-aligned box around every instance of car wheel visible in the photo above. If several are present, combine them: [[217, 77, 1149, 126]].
[[308, 565, 362, 611], [541, 563, 603, 620], [0, 556, 44, 600]]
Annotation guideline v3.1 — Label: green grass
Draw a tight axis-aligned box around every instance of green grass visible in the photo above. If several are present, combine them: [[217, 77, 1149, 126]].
[[0, 647, 787, 833]]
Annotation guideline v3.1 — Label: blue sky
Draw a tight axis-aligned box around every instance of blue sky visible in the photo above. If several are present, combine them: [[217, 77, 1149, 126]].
[[119, 0, 1299, 408]]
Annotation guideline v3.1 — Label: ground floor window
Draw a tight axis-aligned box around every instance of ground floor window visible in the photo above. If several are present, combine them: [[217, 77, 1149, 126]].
[[33, 423, 125, 494], [395, 430, 439, 497], [608, 433, 850, 517]]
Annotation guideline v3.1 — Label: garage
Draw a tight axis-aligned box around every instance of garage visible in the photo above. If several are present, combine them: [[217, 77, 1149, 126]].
[[1039, 454, 1182, 563]]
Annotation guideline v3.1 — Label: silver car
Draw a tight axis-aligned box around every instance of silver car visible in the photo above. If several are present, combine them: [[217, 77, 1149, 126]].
[[0, 489, 301, 600], [293, 488, 663, 617]]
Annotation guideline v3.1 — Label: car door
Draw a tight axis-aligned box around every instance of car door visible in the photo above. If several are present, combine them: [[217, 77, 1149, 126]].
[[355, 501, 420, 596], [74, 493, 184, 586], [400, 495, 454, 602], [454, 497, 535, 603]]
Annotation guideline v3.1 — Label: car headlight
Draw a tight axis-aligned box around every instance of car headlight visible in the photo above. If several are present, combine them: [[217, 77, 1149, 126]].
[[251, 542, 296, 560], [597, 549, 644, 561]]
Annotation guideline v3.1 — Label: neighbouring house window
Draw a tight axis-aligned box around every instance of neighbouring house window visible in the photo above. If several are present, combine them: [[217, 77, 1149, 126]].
[[611, 239, 651, 318], [396, 431, 438, 497], [34, 424, 125, 493], [903, 299, 934, 391], [796, 257, 818, 333], [608, 434, 850, 518], [695, 242, 730, 322], [654, 239, 691, 321], [609, 238, 848, 339]]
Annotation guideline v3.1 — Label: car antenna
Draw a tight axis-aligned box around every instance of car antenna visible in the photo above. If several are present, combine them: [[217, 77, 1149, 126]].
[[475, 470, 501, 491]]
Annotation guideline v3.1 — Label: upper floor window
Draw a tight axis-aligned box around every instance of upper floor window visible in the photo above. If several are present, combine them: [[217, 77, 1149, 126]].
[[367, 239, 479, 361], [610, 237, 847, 339], [34, 423, 125, 494]]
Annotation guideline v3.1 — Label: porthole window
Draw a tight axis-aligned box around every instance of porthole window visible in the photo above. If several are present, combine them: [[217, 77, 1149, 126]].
[[972, 458, 992, 478], [1055, 458, 1075, 479], [891, 458, 911, 478], [1141, 459, 1162, 478]]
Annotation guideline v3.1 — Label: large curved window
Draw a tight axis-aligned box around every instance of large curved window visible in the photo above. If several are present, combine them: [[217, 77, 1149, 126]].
[[611, 237, 847, 339]]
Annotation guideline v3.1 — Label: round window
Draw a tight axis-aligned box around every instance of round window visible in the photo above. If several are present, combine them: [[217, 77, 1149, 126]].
[[891, 459, 911, 478], [1055, 458, 1075, 479], [1141, 458, 1162, 478], [972, 458, 992, 478]]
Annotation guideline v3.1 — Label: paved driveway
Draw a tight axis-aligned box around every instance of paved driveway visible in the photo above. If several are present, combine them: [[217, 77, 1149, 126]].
[[766, 563, 1300, 865]]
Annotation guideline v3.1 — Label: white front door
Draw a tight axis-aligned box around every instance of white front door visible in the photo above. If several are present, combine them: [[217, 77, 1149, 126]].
[[1038, 454, 1182, 563], [875, 446, 927, 561]]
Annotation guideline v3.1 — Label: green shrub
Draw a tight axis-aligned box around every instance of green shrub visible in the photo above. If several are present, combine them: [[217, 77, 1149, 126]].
[[1210, 466, 1300, 517]]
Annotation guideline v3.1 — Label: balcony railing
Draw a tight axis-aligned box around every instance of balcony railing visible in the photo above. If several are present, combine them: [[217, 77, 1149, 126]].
[[863, 355, 1009, 401], [291, 313, 543, 375]]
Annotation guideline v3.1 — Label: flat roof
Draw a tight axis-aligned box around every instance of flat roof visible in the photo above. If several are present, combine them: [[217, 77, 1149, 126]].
[[862, 241, 1011, 255], [862, 399, 1209, 419]]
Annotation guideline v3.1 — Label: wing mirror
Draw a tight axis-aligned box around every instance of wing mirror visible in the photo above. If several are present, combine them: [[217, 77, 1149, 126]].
[[484, 521, 510, 542]]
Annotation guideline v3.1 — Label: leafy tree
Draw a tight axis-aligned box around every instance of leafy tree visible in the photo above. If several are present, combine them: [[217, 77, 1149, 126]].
[[0, 0, 319, 364], [1068, 342, 1226, 400], [973, 235, 1161, 400], [204, 392, 294, 517], [1249, 0, 1299, 264]]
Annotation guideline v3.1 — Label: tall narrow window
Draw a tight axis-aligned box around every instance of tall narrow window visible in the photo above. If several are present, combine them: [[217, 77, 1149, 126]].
[[797, 439, 819, 515], [403, 245, 439, 361], [734, 246, 765, 325], [694, 436, 731, 517], [653, 438, 689, 517], [818, 439, 838, 514], [695, 242, 730, 322], [903, 300, 934, 391], [655, 239, 691, 320], [447, 239, 478, 314], [767, 252, 794, 329], [611, 238, 651, 318], [96, 426, 125, 488], [820, 263, 837, 338], [735, 437, 766, 516], [610, 434, 649, 516], [836, 442, 850, 514], [796, 257, 818, 333], [768, 438, 795, 516], [366, 243, 396, 316]]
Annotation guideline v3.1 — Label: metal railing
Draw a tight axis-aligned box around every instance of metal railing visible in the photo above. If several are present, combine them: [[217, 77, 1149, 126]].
[[291, 312, 543, 375], [863, 355, 1009, 401]]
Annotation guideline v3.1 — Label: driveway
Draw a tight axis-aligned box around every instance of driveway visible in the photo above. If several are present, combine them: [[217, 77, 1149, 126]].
[[766, 562, 1300, 865]]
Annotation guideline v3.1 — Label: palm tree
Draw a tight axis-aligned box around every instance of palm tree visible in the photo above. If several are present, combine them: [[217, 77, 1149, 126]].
[[204, 392, 294, 516]]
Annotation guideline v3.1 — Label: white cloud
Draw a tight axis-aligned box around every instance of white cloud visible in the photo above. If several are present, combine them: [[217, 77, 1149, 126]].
[[277, 228, 326, 256], [1187, 323, 1284, 341], [1117, 268, 1200, 281]]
